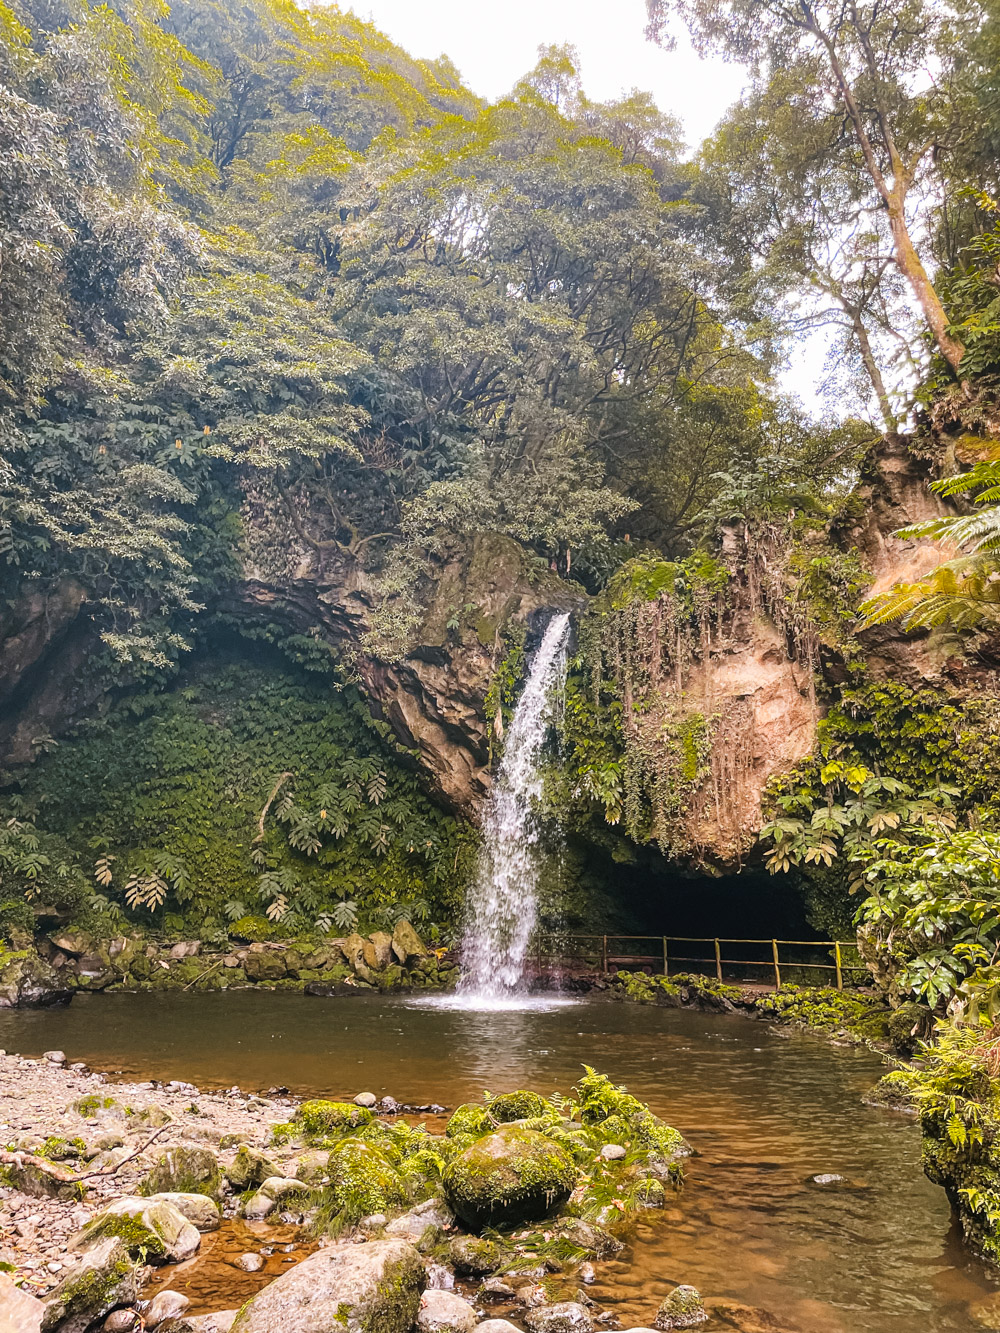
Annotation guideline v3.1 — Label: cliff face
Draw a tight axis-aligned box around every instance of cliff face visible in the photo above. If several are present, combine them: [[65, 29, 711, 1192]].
[[0, 532, 583, 817], [0, 438, 979, 848]]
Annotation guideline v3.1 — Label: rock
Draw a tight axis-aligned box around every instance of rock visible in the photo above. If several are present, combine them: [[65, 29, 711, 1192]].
[[143, 1192, 221, 1231], [40, 1236, 142, 1333], [599, 1144, 626, 1161], [43, 1049, 66, 1064], [140, 1147, 221, 1198], [293, 1150, 330, 1184], [0, 1271, 44, 1333], [703, 1302, 783, 1333], [49, 928, 92, 957], [391, 920, 426, 964], [556, 1219, 622, 1258], [443, 1125, 576, 1229], [225, 1146, 280, 1191], [426, 1264, 455, 1290], [229, 1238, 425, 1333], [862, 1071, 918, 1114], [70, 1197, 201, 1264], [385, 1197, 455, 1245], [448, 1236, 501, 1276], [0, 953, 71, 1008], [242, 951, 287, 982], [354, 1092, 378, 1108], [479, 1278, 518, 1300], [524, 1304, 594, 1333], [578, 1264, 596, 1285], [807, 1173, 845, 1187], [233, 1253, 265, 1273], [474, 1324, 523, 1333], [146, 1289, 191, 1329], [1, 1151, 81, 1199], [297, 1099, 373, 1137], [487, 1091, 551, 1122], [417, 1289, 478, 1333], [242, 1177, 308, 1221], [653, 1287, 707, 1330], [183, 1314, 238, 1333], [369, 932, 394, 969], [102, 1312, 142, 1332]]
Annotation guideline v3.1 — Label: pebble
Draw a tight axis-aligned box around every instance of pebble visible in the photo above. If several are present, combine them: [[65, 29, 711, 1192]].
[[354, 1092, 377, 1107], [599, 1144, 626, 1161], [233, 1252, 265, 1272], [43, 1051, 66, 1065]]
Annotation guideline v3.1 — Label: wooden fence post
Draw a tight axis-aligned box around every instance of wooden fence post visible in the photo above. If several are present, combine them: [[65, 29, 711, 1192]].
[[662, 936, 668, 976], [714, 938, 722, 982], [602, 935, 608, 974], [834, 941, 843, 991], [771, 939, 781, 989]]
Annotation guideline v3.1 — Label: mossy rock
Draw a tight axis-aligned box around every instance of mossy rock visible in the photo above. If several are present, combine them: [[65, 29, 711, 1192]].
[[487, 1091, 552, 1123], [863, 1071, 918, 1113], [324, 1139, 408, 1225], [297, 1099, 374, 1140], [447, 1235, 502, 1275], [445, 1103, 492, 1140], [39, 1236, 141, 1332], [139, 1146, 221, 1198], [225, 1145, 281, 1191], [443, 1124, 576, 1230], [71, 1196, 201, 1264]]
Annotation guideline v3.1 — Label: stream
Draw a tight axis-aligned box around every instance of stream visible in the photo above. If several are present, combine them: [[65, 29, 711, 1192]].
[[0, 991, 992, 1332]]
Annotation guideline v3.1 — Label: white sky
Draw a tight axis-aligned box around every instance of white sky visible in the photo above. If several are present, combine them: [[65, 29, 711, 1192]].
[[349, 0, 833, 415]]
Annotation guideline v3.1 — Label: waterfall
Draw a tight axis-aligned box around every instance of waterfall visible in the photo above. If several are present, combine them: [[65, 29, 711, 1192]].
[[458, 612, 571, 1001]]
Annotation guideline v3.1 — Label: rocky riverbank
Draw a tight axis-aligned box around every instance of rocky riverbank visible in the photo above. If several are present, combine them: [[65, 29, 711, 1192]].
[[0, 1053, 804, 1333], [0, 920, 457, 1009]]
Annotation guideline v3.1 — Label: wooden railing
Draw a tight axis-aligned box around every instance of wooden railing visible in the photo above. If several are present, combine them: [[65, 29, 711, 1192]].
[[534, 933, 868, 990]]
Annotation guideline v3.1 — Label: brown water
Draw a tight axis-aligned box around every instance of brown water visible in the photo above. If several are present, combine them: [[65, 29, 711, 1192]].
[[0, 991, 994, 1331]]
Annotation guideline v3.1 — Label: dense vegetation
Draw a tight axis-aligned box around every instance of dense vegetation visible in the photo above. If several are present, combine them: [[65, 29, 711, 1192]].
[[7, 0, 1000, 1015]]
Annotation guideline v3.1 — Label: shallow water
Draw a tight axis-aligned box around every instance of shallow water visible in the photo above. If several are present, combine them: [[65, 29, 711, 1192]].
[[0, 991, 994, 1331]]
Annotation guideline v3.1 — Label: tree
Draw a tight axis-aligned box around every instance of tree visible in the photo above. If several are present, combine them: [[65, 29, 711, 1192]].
[[646, 0, 969, 376]]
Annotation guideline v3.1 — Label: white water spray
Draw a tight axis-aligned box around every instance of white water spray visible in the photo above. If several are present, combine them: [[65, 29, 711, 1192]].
[[458, 612, 571, 1001]]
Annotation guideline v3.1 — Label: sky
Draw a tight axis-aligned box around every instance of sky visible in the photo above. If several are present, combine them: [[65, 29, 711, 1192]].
[[348, 0, 833, 415]]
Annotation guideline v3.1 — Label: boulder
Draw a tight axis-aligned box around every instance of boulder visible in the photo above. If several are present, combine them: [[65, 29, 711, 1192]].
[[653, 1287, 707, 1330], [140, 1147, 220, 1198], [0, 1272, 43, 1333], [391, 920, 426, 964], [70, 1196, 200, 1264], [296, 1099, 373, 1138], [0, 953, 71, 1008], [524, 1304, 593, 1333], [473, 1324, 522, 1333], [354, 1092, 378, 1108], [242, 1176, 308, 1221], [242, 952, 287, 983], [48, 928, 92, 957], [417, 1290, 478, 1333], [292, 1149, 330, 1185], [0, 1151, 81, 1199], [448, 1236, 501, 1276], [555, 1219, 622, 1258], [229, 1238, 425, 1333], [487, 1091, 551, 1123], [143, 1192, 221, 1231], [369, 932, 394, 969], [182, 1314, 239, 1333], [443, 1125, 576, 1230], [40, 1236, 142, 1333], [146, 1289, 191, 1329], [225, 1146, 280, 1191], [362, 939, 379, 970]]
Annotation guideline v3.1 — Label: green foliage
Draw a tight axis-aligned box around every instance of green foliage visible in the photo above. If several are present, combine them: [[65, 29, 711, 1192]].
[[8, 647, 472, 935]]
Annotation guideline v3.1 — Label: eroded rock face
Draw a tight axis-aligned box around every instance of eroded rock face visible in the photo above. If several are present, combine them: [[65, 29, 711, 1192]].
[[229, 1238, 425, 1333]]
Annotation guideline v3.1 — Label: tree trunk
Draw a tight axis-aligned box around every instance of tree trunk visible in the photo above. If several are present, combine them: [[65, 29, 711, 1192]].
[[887, 203, 966, 378]]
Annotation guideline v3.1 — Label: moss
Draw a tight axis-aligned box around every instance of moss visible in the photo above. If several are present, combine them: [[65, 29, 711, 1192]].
[[363, 1251, 426, 1333], [297, 1100, 374, 1141], [487, 1091, 552, 1123], [575, 1068, 687, 1163], [319, 1139, 408, 1231], [78, 1213, 167, 1259], [755, 984, 893, 1044], [864, 1071, 918, 1113], [139, 1146, 221, 1198], [443, 1124, 576, 1230], [73, 1095, 118, 1118], [39, 1135, 86, 1161]]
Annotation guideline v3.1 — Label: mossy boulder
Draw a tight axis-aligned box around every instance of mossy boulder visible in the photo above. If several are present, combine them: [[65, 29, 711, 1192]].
[[863, 1071, 918, 1113], [487, 1091, 552, 1123], [243, 1176, 311, 1221], [225, 1145, 280, 1191], [653, 1285, 706, 1329], [443, 1125, 576, 1230], [296, 1100, 373, 1140], [40, 1236, 141, 1332], [70, 1196, 200, 1264], [140, 1146, 221, 1198], [0, 952, 71, 1008], [445, 1103, 492, 1140], [230, 1237, 425, 1333], [325, 1140, 408, 1223], [448, 1235, 502, 1276]]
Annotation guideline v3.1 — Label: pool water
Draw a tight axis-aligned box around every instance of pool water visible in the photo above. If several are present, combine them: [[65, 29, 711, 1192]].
[[0, 991, 993, 1331]]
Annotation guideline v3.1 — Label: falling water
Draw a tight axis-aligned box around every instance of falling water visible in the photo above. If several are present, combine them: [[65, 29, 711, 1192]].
[[458, 612, 572, 1002]]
